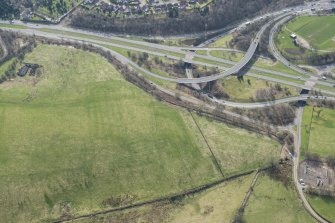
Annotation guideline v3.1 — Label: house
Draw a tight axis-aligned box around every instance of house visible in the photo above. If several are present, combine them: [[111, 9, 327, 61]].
[[290, 33, 297, 39]]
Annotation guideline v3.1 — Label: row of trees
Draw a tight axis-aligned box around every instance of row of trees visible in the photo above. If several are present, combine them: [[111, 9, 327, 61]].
[[232, 103, 297, 126], [71, 0, 304, 35]]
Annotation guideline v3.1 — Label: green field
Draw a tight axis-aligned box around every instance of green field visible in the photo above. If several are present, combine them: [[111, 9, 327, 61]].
[[301, 106, 335, 158], [308, 195, 335, 222], [208, 34, 233, 48], [167, 173, 255, 223], [0, 44, 283, 222], [286, 15, 335, 51], [72, 173, 256, 223], [0, 58, 15, 75], [193, 114, 281, 175], [221, 76, 300, 102], [243, 174, 317, 223], [0, 45, 222, 222]]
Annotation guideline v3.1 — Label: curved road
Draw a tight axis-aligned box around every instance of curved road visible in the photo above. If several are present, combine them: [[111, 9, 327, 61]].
[[294, 108, 330, 223]]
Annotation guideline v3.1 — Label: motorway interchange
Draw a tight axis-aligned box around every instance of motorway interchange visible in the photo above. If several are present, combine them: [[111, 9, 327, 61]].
[[1, 1, 335, 108], [1, 1, 335, 222]]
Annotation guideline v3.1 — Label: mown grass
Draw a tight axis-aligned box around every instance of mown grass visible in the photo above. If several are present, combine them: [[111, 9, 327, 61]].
[[301, 106, 335, 158], [196, 50, 208, 55], [0, 45, 221, 222], [254, 71, 306, 85], [0, 23, 27, 29], [192, 114, 281, 175], [221, 76, 300, 102], [314, 84, 335, 94], [307, 195, 335, 222], [286, 15, 335, 51], [243, 173, 317, 223]]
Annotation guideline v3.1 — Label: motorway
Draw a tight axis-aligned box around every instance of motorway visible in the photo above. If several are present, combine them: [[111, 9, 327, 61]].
[[0, 13, 287, 84], [1, 2, 335, 223], [212, 95, 335, 108]]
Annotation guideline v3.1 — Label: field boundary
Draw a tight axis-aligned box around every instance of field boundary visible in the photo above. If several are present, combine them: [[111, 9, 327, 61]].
[[189, 110, 225, 177], [232, 170, 261, 223], [54, 169, 263, 223], [306, 106, 315, 153]]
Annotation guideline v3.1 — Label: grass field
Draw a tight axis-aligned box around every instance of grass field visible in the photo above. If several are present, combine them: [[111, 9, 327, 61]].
[[301, 106, 335, 158], [286, 15, 335, 51], [276, 25, 303, 54], [0, 44, 283, 222], [307, 195, 335, 222], [192, 114, 281, 175], [243, 174, 317, 223], [0, 58, 15, 75], [0, 45, 223, 222], [167, 173, 255, 223], [221, 76, 300, 102], [72, 173, 256, 223], [208, 34, 233, 48]]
